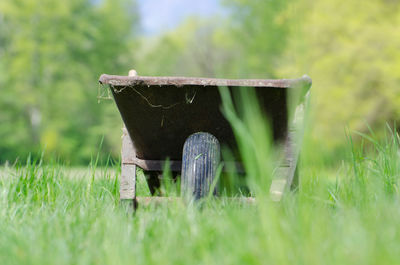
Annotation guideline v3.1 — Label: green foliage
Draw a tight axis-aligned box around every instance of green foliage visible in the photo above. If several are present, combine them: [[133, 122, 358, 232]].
[[136, 0, 293, 80], [223, 0, 293, 78], [2, 36, 400, 262], [0, 0, 138, 164], [1, 128, 400, 264], [1, 1, 400, 261], [161, 0, 400, 159], [136, 18, 240, 78], [219, 86, 274, 195], [1, 0, 399, 165], [277, 0, 400, 153]]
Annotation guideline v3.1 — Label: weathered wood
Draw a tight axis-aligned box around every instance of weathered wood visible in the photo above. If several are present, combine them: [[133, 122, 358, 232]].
[[106, 74, 299, 161], [122, 157, 182, 171], [270, 90, 310, 201], [99, 74, 312, 89], [111, 70, 311, 205], [122, 157, 244, 173], [120, 69, 138, 204], [120, 126, 136, 201]]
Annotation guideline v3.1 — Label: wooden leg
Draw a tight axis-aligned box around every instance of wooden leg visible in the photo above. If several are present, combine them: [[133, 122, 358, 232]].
[[120, 127, 137, 208], [270, 89, 310, 201]]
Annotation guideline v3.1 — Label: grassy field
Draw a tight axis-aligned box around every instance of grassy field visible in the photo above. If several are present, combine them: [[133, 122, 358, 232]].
[[1, 91, 400, 265], [1, 131, 400, 265]]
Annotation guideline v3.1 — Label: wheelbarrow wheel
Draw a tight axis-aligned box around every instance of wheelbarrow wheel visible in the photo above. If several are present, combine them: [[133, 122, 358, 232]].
[[181, 132, 220, 200]]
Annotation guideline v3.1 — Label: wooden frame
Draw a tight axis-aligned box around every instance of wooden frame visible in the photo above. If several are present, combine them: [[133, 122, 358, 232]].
[[270, 90, 310, 201], [120, 94, 310, 206], [104, 70, 311, 206]]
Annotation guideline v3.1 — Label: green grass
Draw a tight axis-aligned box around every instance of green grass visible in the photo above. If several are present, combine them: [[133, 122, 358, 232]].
[[1, 90, 400, 264], [1, 136, 400, 265], [1, 141, 400, 265]]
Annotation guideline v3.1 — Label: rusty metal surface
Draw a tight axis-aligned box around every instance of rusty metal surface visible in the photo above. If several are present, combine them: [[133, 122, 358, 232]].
[[99, 74, 312, 88], [100, 74, 312, 161]]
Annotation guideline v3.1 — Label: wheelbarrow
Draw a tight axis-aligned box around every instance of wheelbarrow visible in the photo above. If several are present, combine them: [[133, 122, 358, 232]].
[[99, 70, 311, 207]]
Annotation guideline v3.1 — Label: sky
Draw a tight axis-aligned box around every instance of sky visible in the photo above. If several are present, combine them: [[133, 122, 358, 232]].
[[138, 0, 222, 35]]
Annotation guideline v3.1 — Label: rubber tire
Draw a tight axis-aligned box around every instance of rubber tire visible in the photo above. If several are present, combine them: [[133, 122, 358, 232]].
[[181, 132, 220, 200]]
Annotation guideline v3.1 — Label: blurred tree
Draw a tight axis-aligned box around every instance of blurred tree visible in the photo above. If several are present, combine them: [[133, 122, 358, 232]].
[[223, 0, 294, 78], [140, 0, 293, 79], [134, 0, 400, 161], [0, 0, 138, 164], [136, 18, 239, 78], [222, 0, 400, 157], [2, 0, 398, 164], [278, 0, 400, 151]]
